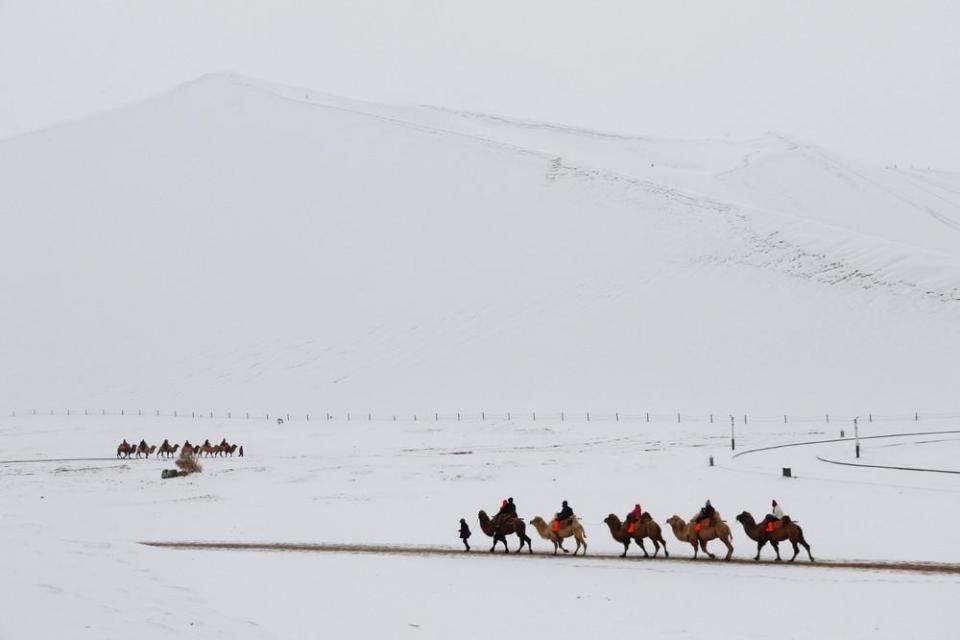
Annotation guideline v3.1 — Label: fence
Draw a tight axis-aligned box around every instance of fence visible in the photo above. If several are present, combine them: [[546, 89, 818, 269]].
[[5, 408, 959, 425]]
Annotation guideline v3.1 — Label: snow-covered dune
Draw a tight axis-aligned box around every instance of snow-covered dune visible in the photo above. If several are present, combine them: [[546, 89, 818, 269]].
[[2, 73, 959, 414]]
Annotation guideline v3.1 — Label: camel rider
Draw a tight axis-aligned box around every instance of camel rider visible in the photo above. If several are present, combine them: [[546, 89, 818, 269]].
[[493, 497, 515, 527], [694, 500, 715, 524], [555, 500, 574, 528], [761, 500, 786, 527], [626, 503, 643, 523]]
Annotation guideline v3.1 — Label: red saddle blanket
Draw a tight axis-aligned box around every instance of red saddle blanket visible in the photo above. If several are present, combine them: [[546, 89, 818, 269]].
[[627, 522, 637, 534], [766, 520, 784, 533], [694, 518, 713, 531]]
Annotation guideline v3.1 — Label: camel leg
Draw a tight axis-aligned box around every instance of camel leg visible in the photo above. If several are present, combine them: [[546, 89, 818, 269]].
[[690, 541, 699, 559], [658, 536, 669, 558], [754, 539, 766, 561], [620, 540, 629, 558], [579, 536, 586, 556], [525, 533, 533, 554], [700, 539, 716, 560], [799, 534, 814, 561], [636, 538, 650, 558], [722, 536, 734, 561], [557, 537, 569, 554], [770, 540, 781, 561]]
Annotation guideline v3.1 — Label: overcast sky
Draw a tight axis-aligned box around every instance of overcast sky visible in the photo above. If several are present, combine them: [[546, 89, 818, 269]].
[[2, 0, 958, 168]]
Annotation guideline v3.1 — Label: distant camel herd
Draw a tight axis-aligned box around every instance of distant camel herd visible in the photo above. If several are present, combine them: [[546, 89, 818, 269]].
[[116, 439, 243, 460], [477, 509, 814, 562]]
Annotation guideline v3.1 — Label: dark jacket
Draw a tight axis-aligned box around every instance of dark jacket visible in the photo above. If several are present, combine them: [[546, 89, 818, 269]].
[[459, 521, 471, 539], [557, 505, 574, 521], [697, 505, 716, 522]]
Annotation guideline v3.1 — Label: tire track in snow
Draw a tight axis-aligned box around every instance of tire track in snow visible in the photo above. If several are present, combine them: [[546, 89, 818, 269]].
[[141, 541, 960, 576]]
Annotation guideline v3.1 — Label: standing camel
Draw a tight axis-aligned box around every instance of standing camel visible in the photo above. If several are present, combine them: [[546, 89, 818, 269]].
[[477, 510, 533, 553], [603, 514, 668, 558], [529, 516, 587, 556], [665, 514, 734, 561], [735, 511, 814, 562]]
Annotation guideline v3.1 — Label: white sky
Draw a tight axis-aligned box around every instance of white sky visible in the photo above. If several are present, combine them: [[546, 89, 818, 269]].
[[2, 0, 958, 168]]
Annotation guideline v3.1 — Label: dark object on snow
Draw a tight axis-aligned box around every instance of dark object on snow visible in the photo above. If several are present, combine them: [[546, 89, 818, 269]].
[[782, 467, 792, 478], [459, 518, 471, 551], [161, 469, 185, 479]]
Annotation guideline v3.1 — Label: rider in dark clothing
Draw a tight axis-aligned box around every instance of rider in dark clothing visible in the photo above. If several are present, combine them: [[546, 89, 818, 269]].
[[695, 500, 716, 524], [505, 497, 517, 516], [556, 500, 574, 523]]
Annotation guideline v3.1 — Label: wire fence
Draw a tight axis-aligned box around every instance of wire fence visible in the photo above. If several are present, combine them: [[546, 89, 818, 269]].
[[5, 407, 959, 426]]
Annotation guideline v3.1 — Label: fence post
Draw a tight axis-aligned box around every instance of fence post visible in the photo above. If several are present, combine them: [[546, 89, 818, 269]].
[[507, 412, 511, 421], [868, 413, 872, 422], [783, 415, 787, 424], [457, 412, 461, 422], [677, 412, 680, 424], [229, 412, 232, 419], [347, 412, 350, 421], [266, 413, 270, 420], [646, 412, 650, 423], [854, 416, 860, 458], [743, 414, 747, 425], [615, 412, 619, 422], [414, 414, 417, 421], [246, 412, 249, 419], [67, 409, 70, 416], [710, 414, 713, 424], [587, 412, 590, 422], [561, 411, 565, 421], [482, 411, 485, 421], [435, 412, 438, 422], [533, 411, 536, 421], [826, 413, 829, 423], [85, 409, 89, 416], [730, 415, 736, 450], [212, 411, 215, 419], [192, 411, 195, 418], [915, 411, 919, 421], [174, 410, 177, 417], [393, 415, 396, 421], [368, 413, 372, 421]]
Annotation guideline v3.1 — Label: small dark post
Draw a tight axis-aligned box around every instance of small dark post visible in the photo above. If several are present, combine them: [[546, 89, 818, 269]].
[[646, 412, 650, 423], [615, 412, 619, 422], [869, 413, 873, 422], [533, 412, 536, 421], [783, 415, 787, 424], [743, 414, 747, 425], [710, 414, 713, 424], [507, 412, 511, 421], [677, 412, 680, 423], [586, 412, 590, 422], [482, 411, 485, 421], [854, 416, 860, 459], [730, 415, 736, 451], [246, 412, 249, 419], [192, 411, 195, 418], [228, 411, 232, 419], [561, 411, 565, 421], [826, 413, 830, 423], [434, 412, 438, 422], [457, 412, 460, 422], [174, 410, 177, 417], [915, 411, 919, 421], [782, 467, 792, 478], [709, 456, 714, 467]]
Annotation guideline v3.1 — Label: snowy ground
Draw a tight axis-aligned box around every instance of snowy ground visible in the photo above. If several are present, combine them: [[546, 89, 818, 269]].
[[2, 413, 956, 638]]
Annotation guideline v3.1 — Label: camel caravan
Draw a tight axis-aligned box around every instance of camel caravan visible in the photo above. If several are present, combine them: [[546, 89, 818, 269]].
[[116, 438, 244, 460], [472, 498, 814, 563]]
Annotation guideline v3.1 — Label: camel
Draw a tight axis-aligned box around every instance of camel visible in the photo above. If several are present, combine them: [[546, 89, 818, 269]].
[[158, 442, 180, 459], [735, 511, 814, 562], [665, 514, 734, 561], [477, 510, 533, 553], [139, 445, 157, 458], [216, 443, 238, 457], [116, 441, 133, 458], [529, 516, 587, 556], [198, 443, 217, 457], [603, 514, 669, 558]]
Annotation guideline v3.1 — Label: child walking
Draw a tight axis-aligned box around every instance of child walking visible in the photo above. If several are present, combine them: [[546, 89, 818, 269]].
[[459, 518, 471, 551]]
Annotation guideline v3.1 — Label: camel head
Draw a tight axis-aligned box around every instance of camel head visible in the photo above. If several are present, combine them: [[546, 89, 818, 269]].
[[529, 516, 547, 529], [736, 511, 754, 525], [603, 514, 622, 528], [666, 515, 685, 530]]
